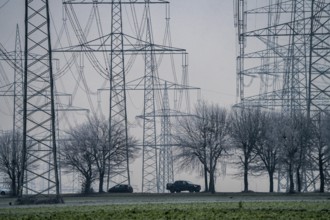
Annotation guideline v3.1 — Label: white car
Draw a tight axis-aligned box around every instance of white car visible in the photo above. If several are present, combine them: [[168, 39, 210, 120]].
[[0, 188, 11, 195]]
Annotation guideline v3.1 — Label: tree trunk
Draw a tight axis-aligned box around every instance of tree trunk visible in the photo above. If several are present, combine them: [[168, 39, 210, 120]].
[[204, 164, 208, 192], [296, 167, 301, 192], [289, 163, 294, 193], [99, 171, 104, 193], [83, 177, 92, 194], [243, 161, 249, 192], [17, 171, 22, 196], [319, 155, 324, 193], [11, 174, 17, 196], [209, 169, 215, 194], [202, 140, 209, 193], [268, 170, 274, 193]]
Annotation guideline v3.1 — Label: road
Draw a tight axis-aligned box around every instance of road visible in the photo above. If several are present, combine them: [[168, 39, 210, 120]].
[[0, 192, 329, 208]]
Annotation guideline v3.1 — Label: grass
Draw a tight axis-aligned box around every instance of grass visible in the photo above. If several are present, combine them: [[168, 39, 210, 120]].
[[0, 201, 329, 219]]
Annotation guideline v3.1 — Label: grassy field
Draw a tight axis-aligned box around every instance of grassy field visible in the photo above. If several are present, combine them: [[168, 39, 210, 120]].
[[0, 201, 329, 219]]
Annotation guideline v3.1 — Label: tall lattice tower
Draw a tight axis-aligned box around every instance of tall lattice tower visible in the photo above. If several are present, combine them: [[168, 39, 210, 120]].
[[61, 0, 180, 192], [234, 0, 330, 116], [142, 2, 158, 193], [308, 0, 330, 120], [234, 0, 330, 192], [108, 0, 130, 187], [282, 0, 309, 115], [20, 0, 61, 201], [60, 0, 192, 193], [11, 25, 24, 195], [137, 2, 194, 193], [60, 0, 131, 189], [158, 83, 174, 193], [13, 25, 24, 141]]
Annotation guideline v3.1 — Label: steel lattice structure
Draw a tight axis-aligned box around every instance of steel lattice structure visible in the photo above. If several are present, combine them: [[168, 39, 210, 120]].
[[13, 25, 24, 140], [234, 0, 330, 120], [61, 0, 175, 192], [20, 0, 61, 200], [308, 0, 330, 119], [234, 0, 330, 192], [142, 4, 158, 192], [158, 83, 174, 193], [134, 78, 199, 192], [108, 0, 131, 187], [12, 25, 24, 182], [11, 26, 24, 195], [50, 0, 198, 193]]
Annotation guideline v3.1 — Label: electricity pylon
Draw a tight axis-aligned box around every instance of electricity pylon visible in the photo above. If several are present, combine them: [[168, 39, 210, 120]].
[[308, 0, 330, 120], [20, 0, 62, 202], [108, 0, 130, 187], [158, 82, 174, 193], [234, 0, 330, 118], [13, 25, 24, 140], [11, 25, 24, 195], [61, 0, 194, 193], [234, 0, 330, 192], [142, 2, 158, 193]]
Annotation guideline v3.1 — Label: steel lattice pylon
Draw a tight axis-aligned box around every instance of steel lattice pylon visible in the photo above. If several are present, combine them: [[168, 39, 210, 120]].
[[158, 83, 174, 193], [108, 0, 130, 187], [282, 0, 309, 115], [61, 0, 186, 193], [12, 25, 24, 195], [13, 25, 24, 140], [20, 0, 61, 200], [234, 0, 330, 117], [142, 3, 158, 193], [308, 0, 330, 120], [234, 0, 330, 192]]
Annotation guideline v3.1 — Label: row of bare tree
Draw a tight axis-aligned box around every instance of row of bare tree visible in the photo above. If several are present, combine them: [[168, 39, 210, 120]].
[[60, 116, 138, 194], [0, 116, 138, 195], [174, 101, 330, 193], [0, 102, 329, 195]]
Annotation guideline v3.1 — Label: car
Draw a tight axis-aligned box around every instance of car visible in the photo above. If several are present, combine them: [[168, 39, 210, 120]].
[[166, 180, 201, 193], [0, 188, 11, 196], [108, 184, 133, 193]]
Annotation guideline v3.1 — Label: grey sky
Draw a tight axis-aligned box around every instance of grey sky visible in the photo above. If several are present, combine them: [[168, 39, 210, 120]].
[[0, 0, 237, 108]]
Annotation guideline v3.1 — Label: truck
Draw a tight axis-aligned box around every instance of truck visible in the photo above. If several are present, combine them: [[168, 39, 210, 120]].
[[166, 180, 201, 193]]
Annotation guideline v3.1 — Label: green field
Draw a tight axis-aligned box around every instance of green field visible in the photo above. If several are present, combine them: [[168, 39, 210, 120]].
[[0, 201, 329, 219]]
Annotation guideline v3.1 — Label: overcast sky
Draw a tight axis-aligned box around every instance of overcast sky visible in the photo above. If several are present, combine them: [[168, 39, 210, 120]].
[[0, 0, 237, 109], [0, 1, 270, 192], [170, 0, 237, 105], [0, 0, 238, 138]]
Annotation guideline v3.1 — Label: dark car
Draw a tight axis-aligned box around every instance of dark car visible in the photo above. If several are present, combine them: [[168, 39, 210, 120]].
[[108, 184, 133, 193], [0, 188, 11, 196], [166, 180, 201, 193]]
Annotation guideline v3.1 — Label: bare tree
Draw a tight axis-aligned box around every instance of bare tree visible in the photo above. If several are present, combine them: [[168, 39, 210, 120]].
[[230, 107, 265, 192], [62, 116, 137, 194], [277, 113, 311, 193], [62, 122, 98, 194], [93, 116, 137, 193], [311, 113, 330, 192], [88, 116, 109, 193], [253, 112, 281, 192], [295, 115, 311, 192], [175, 101, 230, 193], [0, 131, 26, 196], [174, 102, 209, 191], [205, 104, 231, 193], [278, 116, 296, 193]]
